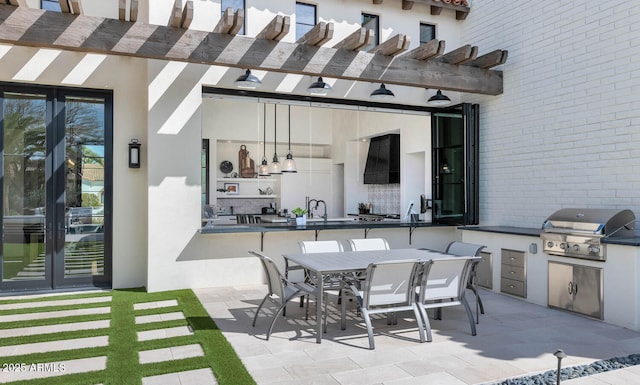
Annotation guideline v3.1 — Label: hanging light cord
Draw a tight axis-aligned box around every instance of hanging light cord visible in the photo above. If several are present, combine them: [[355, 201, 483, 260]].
[[273, 106, 278, 161], [288, 105, 291, 151], [263, 103, 267, 158]]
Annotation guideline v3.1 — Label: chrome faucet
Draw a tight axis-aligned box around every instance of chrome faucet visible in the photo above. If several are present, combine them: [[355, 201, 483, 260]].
[[307, 198, 327, 224]]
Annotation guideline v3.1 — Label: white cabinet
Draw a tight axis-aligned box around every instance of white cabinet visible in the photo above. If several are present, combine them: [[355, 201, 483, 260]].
[[279, 158, 332, 213]]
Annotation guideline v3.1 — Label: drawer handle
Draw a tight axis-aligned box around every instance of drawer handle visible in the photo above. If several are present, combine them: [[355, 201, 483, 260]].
[[510, 257, 516, 261], [509, 285, 516, 288], [510, 271, 516, 275]]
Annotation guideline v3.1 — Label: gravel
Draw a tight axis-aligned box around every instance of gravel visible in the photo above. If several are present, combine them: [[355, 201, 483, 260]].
[[491, 353, 640, 385]]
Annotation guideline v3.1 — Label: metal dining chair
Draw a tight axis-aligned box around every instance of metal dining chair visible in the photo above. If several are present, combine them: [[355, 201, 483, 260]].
[[347, 238, 390, 251], [415, 256, 481, 341], [294, 240, 344, 331], [249, 251, 317, 340], [445, 241, 486, 323], [343, 259, 425, 350]]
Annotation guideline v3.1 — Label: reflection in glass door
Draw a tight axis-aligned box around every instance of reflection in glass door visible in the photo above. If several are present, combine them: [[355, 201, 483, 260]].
[[2, 92, 48, 286], [0, 86, 112, 291], [61, 96, 107, 280]]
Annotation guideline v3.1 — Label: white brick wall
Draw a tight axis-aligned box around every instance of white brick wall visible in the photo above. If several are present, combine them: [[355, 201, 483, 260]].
[[461, 0, 640, 227]]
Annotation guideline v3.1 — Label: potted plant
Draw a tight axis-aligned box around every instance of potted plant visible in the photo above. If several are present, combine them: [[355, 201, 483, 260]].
[[358, 202, 371, 214], [291, 207, 308, 225]]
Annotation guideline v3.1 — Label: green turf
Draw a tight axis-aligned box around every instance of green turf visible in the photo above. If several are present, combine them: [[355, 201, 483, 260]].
[[0, 288, 255, 385]]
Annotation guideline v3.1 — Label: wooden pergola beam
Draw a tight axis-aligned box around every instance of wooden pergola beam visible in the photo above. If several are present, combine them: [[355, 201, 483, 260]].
[[169, 0, 182, 28], [0, 5, 503, 95], [296, 21, 333, 46], [180, 0, 193, 29], [58, 0, 70, 13], [214, 7, 244, 35], [130, 0, 138, 22], [438, 44, 477, 65], [118, 0, 125, 20], [369, 33, 410, 56], [255, 15, 290, 41], [69, 0, 82, 14], [372, 0, 383, 4], [404, 38, 445, 60], [465, 49, 508, 69], [411, 0, 470, 20], [333, 27, 374, 51]]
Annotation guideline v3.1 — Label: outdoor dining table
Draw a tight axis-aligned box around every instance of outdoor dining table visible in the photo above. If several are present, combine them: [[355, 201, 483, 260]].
[[282, 248, 459, 343]]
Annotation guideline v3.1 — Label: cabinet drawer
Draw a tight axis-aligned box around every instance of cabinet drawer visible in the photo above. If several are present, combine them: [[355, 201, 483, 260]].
[[501, 265, 525, 281], [502, 249, 525, 268], [501, 277, 526, 297]]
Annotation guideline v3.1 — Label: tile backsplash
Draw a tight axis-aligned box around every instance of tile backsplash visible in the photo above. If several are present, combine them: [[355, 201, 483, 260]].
[[367, 184, 400, 215], [216, 198, 276, 215]]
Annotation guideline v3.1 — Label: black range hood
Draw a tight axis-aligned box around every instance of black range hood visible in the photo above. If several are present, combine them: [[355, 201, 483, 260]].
[[363, 134, 400, 184]]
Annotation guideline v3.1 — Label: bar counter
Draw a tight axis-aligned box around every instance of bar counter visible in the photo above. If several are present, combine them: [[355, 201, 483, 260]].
[[200, 219, 448, 234]]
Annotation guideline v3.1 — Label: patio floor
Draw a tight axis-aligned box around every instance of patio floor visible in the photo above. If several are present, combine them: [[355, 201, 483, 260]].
[[194, 285, 640, 385]]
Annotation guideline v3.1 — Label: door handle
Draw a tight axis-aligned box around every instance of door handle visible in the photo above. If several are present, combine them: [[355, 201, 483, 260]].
[[568, 281, 573, 295], [573, 283, 578, 295]]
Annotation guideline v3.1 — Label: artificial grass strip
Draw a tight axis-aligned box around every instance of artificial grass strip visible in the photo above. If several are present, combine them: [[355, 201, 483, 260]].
[[0, 301, 112, 316], [0, 288, 255, 385], [0, 313, 111, 330]]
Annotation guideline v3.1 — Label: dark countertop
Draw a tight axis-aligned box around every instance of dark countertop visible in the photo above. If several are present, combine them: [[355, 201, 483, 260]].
[[460, 225, 640, 247], [200, 220, 449, 234]]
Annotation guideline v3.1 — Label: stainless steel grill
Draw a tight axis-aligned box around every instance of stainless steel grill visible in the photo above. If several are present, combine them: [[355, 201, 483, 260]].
[[540, 208, 635, 261]]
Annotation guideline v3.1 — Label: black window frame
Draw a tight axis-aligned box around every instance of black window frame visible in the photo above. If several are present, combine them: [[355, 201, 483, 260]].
[[361, 13, 380, 51], [296, 2, 317, 41], [420, 23, 436, 45], [202, 139, 210, 205]]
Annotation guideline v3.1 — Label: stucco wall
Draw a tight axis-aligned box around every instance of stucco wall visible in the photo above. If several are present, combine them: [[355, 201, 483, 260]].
[[0, 44, 148, 289], [460, 0, 640, 227]]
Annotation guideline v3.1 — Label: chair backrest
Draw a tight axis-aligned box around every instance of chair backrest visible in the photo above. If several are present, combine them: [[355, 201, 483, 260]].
[[418, 256, 480, 303], [348, 238, 390, 251], [299, 240, 343, 254], [362, 260, 421, 308], [249, 251, 285, 303], [445, 241, 486, 257]]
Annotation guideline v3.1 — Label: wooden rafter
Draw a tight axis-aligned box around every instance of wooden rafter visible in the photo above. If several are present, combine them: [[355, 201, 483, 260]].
[[466, 49, 508, 69], [7, 0, 26, 6], [130, 0, 138, 22], [369, 33, 410, 56], [169, 0, 182, 28], [58, 0, 70, 13], [372, 0, 383, 4], [69, 0, 82, 15], [402, 1, 414, 10], [333, 27, 374, 51], [0, 5, 504, 95], [438, 44, 477, 65], [180, 0, 193, 29], [255, 15, 290, 41], [118, 0, 126, 20], [296, 21, 333, 46], [404, 39, 445, 61], [214, 7, 244, 35]]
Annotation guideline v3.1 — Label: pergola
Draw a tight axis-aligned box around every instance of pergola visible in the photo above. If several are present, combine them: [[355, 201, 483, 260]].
[[0, 0, 507, 95]]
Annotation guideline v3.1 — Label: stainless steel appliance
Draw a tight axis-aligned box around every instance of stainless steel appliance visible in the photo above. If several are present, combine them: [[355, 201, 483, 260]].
[[540, 208, 635, 261]]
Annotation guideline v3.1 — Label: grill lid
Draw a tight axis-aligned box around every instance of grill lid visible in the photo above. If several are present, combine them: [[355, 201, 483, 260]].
[[542, 208, 636, 237]]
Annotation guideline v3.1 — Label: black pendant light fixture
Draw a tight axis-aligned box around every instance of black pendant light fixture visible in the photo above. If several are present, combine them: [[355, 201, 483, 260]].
[[426, 89, 451, 107], [307, 76, 332, 95], [234, 69, 262, 88], [258, 103, 270, 176], [270, 105, 282, 174], [282, 104, 297, 173], [370, 83, 395, 100]]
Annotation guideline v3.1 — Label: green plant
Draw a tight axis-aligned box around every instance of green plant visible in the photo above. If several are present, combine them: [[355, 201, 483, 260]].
[[291, 207, 308, 217]]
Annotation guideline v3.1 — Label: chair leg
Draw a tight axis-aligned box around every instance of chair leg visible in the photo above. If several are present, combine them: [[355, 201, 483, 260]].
[[461, 297, 477, 336], [253, 295, 270, 327], [412, 305, 426, 343], [417, 305, 433, 342], [266, 303, 287, 340], [361, 309, 375, 350], [323, 292, 329, 333]]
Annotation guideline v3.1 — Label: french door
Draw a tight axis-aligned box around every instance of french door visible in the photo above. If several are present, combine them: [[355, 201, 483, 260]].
[[0, 84, 112, 291]]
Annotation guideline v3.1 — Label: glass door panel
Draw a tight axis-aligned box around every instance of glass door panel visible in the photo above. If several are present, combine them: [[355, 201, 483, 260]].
[[2, 92, 48, 283], [63, 97, 105, 279]]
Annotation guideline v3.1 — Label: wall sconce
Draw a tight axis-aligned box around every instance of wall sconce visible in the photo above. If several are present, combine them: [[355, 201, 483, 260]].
[[128, 139, 141, 168]]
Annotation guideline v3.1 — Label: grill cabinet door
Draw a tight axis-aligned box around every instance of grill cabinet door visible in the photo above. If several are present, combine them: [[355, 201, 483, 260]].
[[572, 265, 603, 319], [548, 262, 573, 311]]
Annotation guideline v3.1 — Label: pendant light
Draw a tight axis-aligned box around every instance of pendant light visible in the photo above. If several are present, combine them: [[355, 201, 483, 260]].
[[234, 69, 262, 88], [282, 105, 297, 173], [258, 103, 270, 176], [370, 83, 395, 100], [426, 89, 451, 107], [307, 76, 332, 95], [270, 105, 282, 174]]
